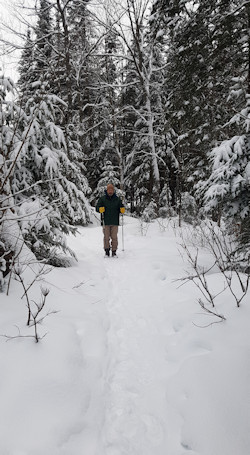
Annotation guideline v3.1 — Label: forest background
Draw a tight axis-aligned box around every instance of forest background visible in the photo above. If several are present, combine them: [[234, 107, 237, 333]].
[[0, 0, 250, 278]]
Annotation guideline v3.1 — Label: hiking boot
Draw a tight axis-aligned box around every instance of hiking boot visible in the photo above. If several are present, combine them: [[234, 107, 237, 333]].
[[105, 248, 110, 257], [112, 250, 117, 257]]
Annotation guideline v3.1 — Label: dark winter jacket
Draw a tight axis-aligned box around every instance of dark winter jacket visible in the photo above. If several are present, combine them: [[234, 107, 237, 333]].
[[96, 191, 124, 226]]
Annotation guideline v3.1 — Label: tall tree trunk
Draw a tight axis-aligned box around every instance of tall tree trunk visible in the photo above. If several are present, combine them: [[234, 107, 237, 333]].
[[56, 0, 72, 122], [247, 3, 250, 95], [145, 89, 160, 205]]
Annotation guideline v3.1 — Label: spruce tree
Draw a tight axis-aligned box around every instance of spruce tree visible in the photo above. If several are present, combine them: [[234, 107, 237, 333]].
[[96, 160, 121, 198], [199, 2, 250, 250], [17, 28, 36, 103], [13, 82, 90, 265], [0, 76, 27, 285], [34, 0, 53, 80]]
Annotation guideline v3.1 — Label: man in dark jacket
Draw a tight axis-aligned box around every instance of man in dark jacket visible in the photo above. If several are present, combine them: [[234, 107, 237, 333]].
[[96, 183, 125, 256]]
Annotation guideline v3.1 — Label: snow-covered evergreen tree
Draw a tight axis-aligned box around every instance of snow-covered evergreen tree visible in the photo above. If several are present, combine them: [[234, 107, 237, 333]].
[[17, 28, 36, 103], [34, 0, 53, 78], [13, 82, 90, 264], [200, 1, 250, 248], [96, 160, 121, 198], [0, 76, 26, 286], [201, 79, 250, 234]]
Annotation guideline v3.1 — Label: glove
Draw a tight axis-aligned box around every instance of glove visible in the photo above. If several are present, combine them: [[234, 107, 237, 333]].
[[120, 207, 125, 214], [99, 207, 105, 213]]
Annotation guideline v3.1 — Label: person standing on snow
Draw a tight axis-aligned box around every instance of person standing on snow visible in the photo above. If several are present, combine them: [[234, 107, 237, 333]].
[[96, 183, 125, 257]]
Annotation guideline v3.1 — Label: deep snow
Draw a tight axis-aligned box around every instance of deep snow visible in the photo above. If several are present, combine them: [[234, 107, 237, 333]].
[[0, 214, 250, 455]]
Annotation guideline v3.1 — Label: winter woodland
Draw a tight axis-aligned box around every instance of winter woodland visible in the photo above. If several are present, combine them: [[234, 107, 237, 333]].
[[0, 1, 250, 454]]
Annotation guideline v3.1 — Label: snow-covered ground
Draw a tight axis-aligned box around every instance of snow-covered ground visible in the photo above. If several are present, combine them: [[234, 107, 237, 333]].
[[0, 214, 250, 455]]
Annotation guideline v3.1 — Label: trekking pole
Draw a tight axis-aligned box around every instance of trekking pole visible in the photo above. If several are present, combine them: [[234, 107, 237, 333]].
[[120, 182, 125, 251], [122, 214, 124, 251]]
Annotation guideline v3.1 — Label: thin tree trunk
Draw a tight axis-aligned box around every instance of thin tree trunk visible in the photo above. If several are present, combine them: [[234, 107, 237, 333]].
[[145, 95, 160, 204], [56, 0, 72, 120], [247, 3, 250, 94]]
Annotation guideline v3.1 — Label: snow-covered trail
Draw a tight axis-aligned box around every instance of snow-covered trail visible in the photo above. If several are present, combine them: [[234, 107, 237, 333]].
[[62, 216, 210, 455], [99, 241, 174, 454], [1, 215, 250, 455], [63, 216, 194, 455]]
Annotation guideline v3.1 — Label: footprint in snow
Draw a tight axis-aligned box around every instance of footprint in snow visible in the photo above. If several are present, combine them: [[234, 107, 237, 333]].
[[157, 271, 167, 281], [181, 441, 195, 452]]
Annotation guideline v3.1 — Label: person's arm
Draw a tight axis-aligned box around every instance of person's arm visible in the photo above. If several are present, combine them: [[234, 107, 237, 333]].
[[96, 197, 105, 213]]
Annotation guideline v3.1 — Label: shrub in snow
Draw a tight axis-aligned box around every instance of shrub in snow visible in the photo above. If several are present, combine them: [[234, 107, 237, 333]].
[[180, 192, 198, 224], [158, 206, 176, 218], [142, 200, 158, 222], [9, 261, 53, 342], [179, 220, 250, 318]]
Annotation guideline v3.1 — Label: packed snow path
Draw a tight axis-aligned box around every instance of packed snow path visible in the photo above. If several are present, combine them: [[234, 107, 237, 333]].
[[97, 238, 175, 454], [1, 215, 250, 455]]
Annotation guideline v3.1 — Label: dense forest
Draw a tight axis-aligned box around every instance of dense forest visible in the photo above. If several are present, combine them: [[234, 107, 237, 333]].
[[0, 0, 250, 279]]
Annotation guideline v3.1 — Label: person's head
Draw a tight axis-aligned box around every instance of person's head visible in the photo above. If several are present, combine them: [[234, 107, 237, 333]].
[[107, 183, 114, 196]]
